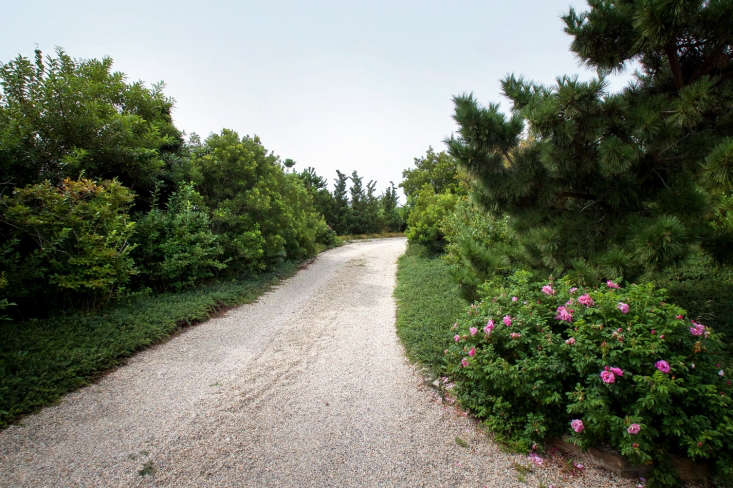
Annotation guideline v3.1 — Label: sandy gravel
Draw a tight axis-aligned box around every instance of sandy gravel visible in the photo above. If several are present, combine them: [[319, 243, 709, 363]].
[[1, 238, 647, 487]]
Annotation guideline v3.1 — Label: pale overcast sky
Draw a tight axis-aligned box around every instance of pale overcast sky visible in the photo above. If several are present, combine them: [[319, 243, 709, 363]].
[[2, 0, 632, 197]]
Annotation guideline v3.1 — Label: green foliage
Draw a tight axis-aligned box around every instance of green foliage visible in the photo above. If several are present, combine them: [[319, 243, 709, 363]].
[[0, 178, 136, 312], [442, 197, 520, 300], [331, 170, 351, 235], [0, 48, 181, 202], [405, 186, 459, 252], [401, 147, 466, 250], [394, 244, 468, 375], [0, 260, 299, 429], [132, 182, 226, 290], [446, 273, 732, 486], [446, 0, 733, 334], [381, 182, 404, 232], [190, 129, 322, 270], [401, 146, 463, 204]]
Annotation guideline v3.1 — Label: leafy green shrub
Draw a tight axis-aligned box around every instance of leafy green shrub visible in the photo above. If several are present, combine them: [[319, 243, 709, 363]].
[[191, 130, 323, 270], [133, 183, 226, 290], [405, 185, 458, 252], [445, 272, 732, 487], [314, 217, 337, 247], [0, 178, 136, 313], [442, 197, 520, 300]]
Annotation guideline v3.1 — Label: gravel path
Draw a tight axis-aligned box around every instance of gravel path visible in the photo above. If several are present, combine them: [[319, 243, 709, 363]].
[[1, 238, 645, 487]]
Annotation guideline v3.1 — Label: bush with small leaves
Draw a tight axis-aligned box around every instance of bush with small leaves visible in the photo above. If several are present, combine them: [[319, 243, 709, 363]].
[[445, 271, 732, 487]]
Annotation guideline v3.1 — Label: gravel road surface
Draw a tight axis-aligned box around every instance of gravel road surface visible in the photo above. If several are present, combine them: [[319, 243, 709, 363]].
[[1, 238, 645, 487]]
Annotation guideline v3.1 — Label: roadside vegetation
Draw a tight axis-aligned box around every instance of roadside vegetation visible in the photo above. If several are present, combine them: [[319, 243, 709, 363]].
[[396, 1, 733, 486], [394, 244, 466, 376], [0, 48, 405, 428], [0, 261, 299, 429]]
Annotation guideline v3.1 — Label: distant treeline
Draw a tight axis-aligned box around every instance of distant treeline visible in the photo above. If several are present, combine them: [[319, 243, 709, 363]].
[[0, 49, 403, 318]]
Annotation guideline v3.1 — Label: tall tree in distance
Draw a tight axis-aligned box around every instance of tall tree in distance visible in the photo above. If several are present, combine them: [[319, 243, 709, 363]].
[[381, 181, 403, 232], [348, 170, 366, 233], [331, 170, 350, 235]]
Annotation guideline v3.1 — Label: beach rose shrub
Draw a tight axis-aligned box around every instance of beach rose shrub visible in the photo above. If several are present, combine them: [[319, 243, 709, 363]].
[[445, 271, 732, 487]]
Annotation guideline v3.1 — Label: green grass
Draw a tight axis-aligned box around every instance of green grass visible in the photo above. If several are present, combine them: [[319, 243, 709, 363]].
[[0, 260, 301, 429], [394, 244, 467, 376]]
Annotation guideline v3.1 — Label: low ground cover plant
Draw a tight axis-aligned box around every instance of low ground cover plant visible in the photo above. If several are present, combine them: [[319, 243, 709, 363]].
[[445, 271, 732, 487]]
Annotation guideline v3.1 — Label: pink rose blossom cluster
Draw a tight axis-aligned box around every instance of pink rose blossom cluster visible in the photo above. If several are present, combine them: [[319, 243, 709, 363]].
[[600, 365, 623, 383], [468, 347, 476, 357], [577, 294, 595, 307], [484, 319, 494, 335], [542, 284, 555, 295], [503, 315, 512, 327], [627, 423, 641, 435], [606, 280, 620, 289], [461, 358, 469, 368], [454, 334, 460, 342], [469, 327, 478, 336], [512, 296, 518, 302], [565, 337, 576, 345], [617, 302, 629, 314], [555, 306, 573, 322], [569, 287, 578, 294]]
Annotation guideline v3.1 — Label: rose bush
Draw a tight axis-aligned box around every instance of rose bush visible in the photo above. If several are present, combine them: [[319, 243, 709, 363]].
[[445, 271, 732, 487]]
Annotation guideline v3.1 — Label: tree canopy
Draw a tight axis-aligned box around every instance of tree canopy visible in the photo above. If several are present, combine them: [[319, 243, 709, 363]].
[[448, 0, 733, 283]]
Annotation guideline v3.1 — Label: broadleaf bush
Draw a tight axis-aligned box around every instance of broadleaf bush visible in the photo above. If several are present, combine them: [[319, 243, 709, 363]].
[[445, 271, 732, 487]]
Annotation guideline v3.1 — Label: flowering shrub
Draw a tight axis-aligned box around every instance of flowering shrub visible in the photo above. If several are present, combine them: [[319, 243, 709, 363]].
[[445, 271, 732, 487]]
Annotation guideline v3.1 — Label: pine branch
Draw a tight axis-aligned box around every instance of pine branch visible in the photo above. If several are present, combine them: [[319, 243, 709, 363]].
[[666, 43, 684, 90]]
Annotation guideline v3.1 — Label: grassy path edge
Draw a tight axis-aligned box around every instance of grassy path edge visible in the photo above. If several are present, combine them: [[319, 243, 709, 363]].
[[0, 258, 310, 430]]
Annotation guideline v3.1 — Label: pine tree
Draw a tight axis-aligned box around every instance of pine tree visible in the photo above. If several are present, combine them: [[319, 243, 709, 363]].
[[348, 170, 367, 233], [447, 0, 733, 285], [331, 170, 350, 235], [381, 182, 402, 232]]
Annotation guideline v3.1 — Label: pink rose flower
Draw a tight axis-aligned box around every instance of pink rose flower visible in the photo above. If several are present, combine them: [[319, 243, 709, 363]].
[[690, 320, 705, 336], [570, 419, 584, 433], [512, 296, 518, 302], [565, 337, 576, 345], [454, 334, 460, 342], [510, 332, 521, 339], [469, 327, 478, 336], [461, 358, 469, 368], [627, 423, 641, 435], [555, 306, 573, 322], [468, 347, 476, 357], [578, 294, 595, 307], [655, 360, 671, 373], [542, 284, 555, 295], [484, 320, 494, 335], [610, 366, 624, 377], [617, 302, 629, 314], [503, 315, 512, 327], [569, 287, 578, 294], [675, 314, 684, 320], [606, 280, 620, 289], [600, 367, 616, 384]]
